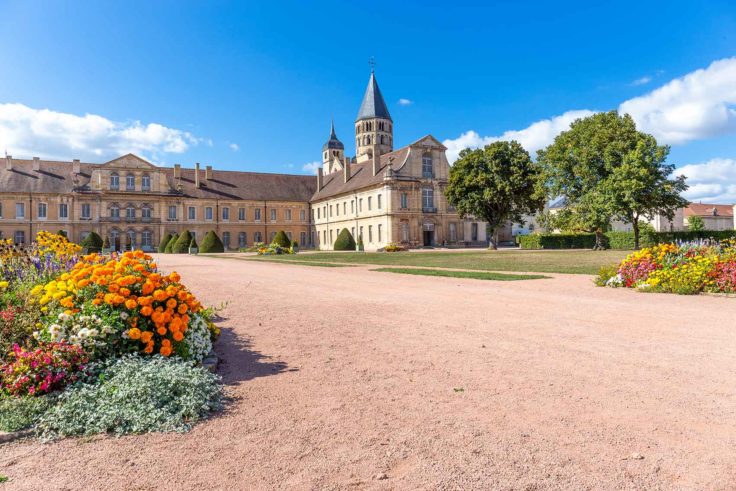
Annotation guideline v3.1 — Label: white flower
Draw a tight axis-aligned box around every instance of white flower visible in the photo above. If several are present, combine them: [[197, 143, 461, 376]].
[[78, 328, 89, 339], [88, 328, 99, 338], [120, 312, 129, 320]]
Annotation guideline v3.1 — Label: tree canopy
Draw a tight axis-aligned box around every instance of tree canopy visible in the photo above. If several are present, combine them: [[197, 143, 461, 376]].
[[446, 140, 545, 249], [538, 111, 688, 249]]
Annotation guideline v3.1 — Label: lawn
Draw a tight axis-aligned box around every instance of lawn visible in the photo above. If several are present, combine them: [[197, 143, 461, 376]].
[[372, 267, 548, 281], [244, 249, 629, 274]]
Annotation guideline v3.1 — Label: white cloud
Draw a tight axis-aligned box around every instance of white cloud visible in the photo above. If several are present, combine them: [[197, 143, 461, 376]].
[[302, 161, 321, 174], [629, 76, 652, 86], [442, 110, 595, 163], [619, 57, 736, 144], [398, 98, 412, 106], [229, 143, 239, 152], [0, 103, 200, 162], [678, 158, 736, 203]]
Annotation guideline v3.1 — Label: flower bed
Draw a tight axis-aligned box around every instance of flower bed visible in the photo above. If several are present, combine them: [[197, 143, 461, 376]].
[[0, 232, 222, 438], [598, 239, 736, 295]]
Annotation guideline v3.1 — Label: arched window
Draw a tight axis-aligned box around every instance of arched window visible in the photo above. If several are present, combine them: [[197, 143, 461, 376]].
[[125, 204, 136, 219], [422, 154, 433, 178], [110, 172, 119, 190], [109, 203, 120, 219], [141, 204, 152, 220], [126, 173, 135, 191]]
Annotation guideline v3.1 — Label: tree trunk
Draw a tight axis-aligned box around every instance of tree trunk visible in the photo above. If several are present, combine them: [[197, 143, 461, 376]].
[[488, 227, 498, 250], [593, 228, 605, 250], [633, 220, 640, 250]]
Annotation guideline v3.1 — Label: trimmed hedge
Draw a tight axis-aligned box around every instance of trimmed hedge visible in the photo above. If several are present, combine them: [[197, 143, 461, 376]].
[[333, 229, 356, 251], [81, 231, 103, 253], [271, 230, 291, 248], [164, 233, 179, 254], [172, 231, 192, 254], [519, 230, 736, 250], [158, 233, 172, 253], [200, 231, 225, 253]]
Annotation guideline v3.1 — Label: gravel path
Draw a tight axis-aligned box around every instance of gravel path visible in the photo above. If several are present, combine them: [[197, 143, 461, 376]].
[[3, 254, 736, 490]]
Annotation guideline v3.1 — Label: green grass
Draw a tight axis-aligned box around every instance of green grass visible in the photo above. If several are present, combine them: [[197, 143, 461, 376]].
[[0, 475, 8, 483], [246, 249, 628, 274], [372, 267, 548, 281]]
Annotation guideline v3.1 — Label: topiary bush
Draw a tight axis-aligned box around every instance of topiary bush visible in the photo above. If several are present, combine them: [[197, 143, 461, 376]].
[[164, 233, 179, 254], [271, 230, 291, 248], [81, 231, 103, 253], [158, 233, 172, 253], [36, 355, 222, 439], [189, 237, 198, 249], [102, 236, 111, 250], [172, 230, 192, 254], [199, 231, 225, 253], [333, 229, 356, 251]]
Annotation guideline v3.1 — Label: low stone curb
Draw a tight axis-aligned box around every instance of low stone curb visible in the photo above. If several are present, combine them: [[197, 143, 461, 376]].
[[202, 349, 219, 373], [0, 428, 34, 444], [702, 291, 736, 298]]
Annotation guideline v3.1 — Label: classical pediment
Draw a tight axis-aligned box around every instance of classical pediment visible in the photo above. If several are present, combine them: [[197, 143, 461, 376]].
[[102, 153, 157, 169], [410, 135, 447, 151]]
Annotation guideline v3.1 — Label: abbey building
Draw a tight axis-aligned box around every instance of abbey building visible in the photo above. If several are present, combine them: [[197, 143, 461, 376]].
[[0, 72, 488, 251]]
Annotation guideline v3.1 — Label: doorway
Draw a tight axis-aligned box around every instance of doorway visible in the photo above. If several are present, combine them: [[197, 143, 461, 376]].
[[423, 230, 434, 246]]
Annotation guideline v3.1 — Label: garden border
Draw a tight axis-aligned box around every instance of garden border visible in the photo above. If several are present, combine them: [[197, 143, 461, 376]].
[[0, 428, 34, 444]]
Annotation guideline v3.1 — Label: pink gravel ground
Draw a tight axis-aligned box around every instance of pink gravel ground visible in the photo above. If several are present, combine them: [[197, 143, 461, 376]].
[[3, 254, 736, 490]]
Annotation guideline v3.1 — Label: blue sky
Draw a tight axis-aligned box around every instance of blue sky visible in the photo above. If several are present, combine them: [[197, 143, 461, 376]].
[[1, 1, 735, 201]]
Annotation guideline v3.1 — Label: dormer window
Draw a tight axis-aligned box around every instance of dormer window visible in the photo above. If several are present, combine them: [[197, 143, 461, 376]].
[[141, 174, 151, 191], [110, 173, 119, 190], [126, 174, 135, 191], [422, 155, 434, 178]]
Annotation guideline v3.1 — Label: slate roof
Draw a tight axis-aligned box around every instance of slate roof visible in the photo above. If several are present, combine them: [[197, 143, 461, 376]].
[[322, 121, 345, 151], [356, 73, 392, 122], [312, 145, 411, 201], [684, 203, 734, 217], [0, 156, 316, 202]]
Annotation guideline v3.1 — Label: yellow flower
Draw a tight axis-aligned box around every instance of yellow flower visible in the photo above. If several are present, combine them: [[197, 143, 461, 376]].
[[0, 280, 8, 289]]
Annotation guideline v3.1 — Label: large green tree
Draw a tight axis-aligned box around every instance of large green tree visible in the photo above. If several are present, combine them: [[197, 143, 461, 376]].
[[538, 111, 688, 249], [446, 140, 545, 249]]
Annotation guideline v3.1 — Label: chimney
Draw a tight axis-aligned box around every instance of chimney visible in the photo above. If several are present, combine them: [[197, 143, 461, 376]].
[[32, 157, 40, 172], [343, 157, 351, 183], [372, 145, 381, 176], [317, 168, 323, 192], [174, 164, 181, 179], [205, 165, 213, 181], [4, 155, 11, 171], [72, 159, 80, 174], [195, 162, 201, 188]]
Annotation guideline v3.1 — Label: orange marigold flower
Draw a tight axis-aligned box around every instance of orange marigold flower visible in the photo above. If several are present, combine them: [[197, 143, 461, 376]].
[[120, 287, 131, 297], [156, 326, 167, 336], [160, 345, 172, 357], [172, 331, 184, 342], [108, 283, 120, 293], [161, 338, 172, 347], [177, 304, 188, 314], [140, 331, 154, 343], [125, 298, 138, 310], [142, 281, 154, 295], [168, 272, 181, 283], [128, 327, 141, 340], [140, 306, 153, 317], [144, 342, 154, 354], [166, 298, 177, 309], [77, 279, 90, 288], [92, 298, 102, 306], [153, 289, 168, 302]]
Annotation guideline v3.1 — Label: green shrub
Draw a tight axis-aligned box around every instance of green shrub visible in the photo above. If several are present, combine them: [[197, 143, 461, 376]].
[[164, 233, 179, 254], [37, 356, 222, 439], [189, 236, 198, 249], [333, 229, 356, 251], [81, 232, 103, 253], [688, 215, 705, 232], [0, 394, 55, 432], [56, 230, 67, 238], [172, 230, 192, 254], [158, 233, 172, 253], [102, 235, 111, 249], [271, 230, 291, 248], [519, 230, 736, 250], [199, 231, 225, 253], [594, 264, 620, 287]]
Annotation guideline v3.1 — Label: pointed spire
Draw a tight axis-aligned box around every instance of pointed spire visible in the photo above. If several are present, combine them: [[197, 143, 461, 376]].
[[322, 119, 344, 151], [356, 72, 392, 122], [329, 118, 338, 140]]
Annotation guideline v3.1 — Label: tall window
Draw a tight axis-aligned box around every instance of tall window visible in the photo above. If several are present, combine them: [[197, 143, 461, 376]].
[[168, 205, 177, 220], [222, 232, 230, 249], [110, 173, 119, 190], [126, 205, 135, 219], [205, 207, 213, 221], [378, 224, 382, 242], [81, 203, 91, 219], [110, 229, 120, 248], [15, 203, 24, 219], [141, 174, 151, 191], [14, 231, 25, 244], [142, 206, 152, 219], [238, 208, 245, 221], [0, 203, 2, 218], [59, 203, 68, 220], [401, 222, 409, 242], [329, 229, 333, 244], [449, 223, 457, 242], [401, 192, 408, 209], [300, 232, 306, 245], [342, 202, 346, 215], [254, 208, 261, 221], [141, 230, 152, 247], [351, 227, 355, 237], [270, 231, 276, 242], [351, 200, 354, 213], [300, 209, 306, 221], [422, 188, 434, 210], [359, 199, 363, 212], [37, 202, 47, 220], [377, 194, 382, 209], [238, 232, 246, 248], [110, 205, 120, 218], [188, 206, 196, 220], [126, 230, 136, 248], [126, 174, 135, 191], [471, 223, 478, 241], [270, 209, 276, 221], [422, 155, 433, 178], [368, 225, 373, 242], [335, 205, 339, 217], [285, 209, 292, 221], [329, 205, 332, 217], [222, 207, 230, 221], [368, 197, 372, 210], [359, 226, 364, 241], [254, 232, 262, 243], [317, 208, 321, 219]]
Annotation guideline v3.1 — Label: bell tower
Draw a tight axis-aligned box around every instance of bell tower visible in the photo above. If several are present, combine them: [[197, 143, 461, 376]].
[[355, 65, 393, 162], [322, 120, 345, 174]]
